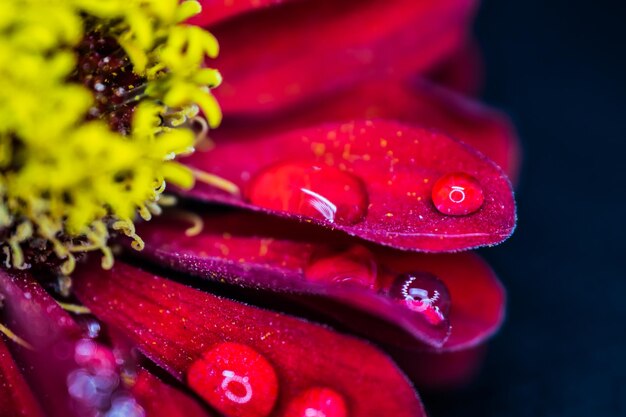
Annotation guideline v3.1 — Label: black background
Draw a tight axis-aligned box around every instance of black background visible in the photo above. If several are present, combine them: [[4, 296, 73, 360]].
[[425, 1, 626, 416]]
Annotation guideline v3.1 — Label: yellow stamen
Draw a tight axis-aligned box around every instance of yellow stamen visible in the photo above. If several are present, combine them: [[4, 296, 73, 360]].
[[0, 322, 34, 350], [57, 302, 92, 315], [192, 168, 241, 196], [0, 0, 221, 273], [169, 209, 205, 237]]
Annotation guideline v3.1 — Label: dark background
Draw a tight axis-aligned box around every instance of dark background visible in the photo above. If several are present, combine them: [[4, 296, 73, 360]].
[[425, 1, 626, 416]]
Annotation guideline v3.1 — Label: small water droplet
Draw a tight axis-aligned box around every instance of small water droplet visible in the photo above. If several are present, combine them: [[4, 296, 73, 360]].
[[187, 342, 278, 417], [69, 339, 123, 413], [284, 387, 348, 417], [388, 272, 450, 326], [74, 339, 117, 372], [431, 173, 484, 216], [245, 161, 368, 225], [85, 320, 101, 339], [305, 245, 377, 289], [104, 395, 145, 417]]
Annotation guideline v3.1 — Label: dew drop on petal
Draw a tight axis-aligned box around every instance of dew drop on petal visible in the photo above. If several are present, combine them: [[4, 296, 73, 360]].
[[86, 320, 102, 339], [304, 245, 377, 289], [69, 339, 123, 413], [284, 387, 348, 417], [104, 395, 145, 417], [245, 161, 368, 225], [74, 339, 117, 374], [431, 173, 484, 216], [387, 272, 451, 326], [187, 342, 278, 417]]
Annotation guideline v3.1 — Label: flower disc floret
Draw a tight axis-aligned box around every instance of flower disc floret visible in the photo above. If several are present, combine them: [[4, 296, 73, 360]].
[[0, 0, 221, 274]]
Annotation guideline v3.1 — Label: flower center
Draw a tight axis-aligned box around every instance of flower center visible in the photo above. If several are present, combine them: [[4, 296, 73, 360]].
[[0, 0, 221, 275], [72, 27, 147, 135]]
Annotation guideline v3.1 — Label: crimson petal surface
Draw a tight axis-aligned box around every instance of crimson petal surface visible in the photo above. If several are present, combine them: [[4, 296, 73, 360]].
[[72, 260, 426, 417], [134, 210, 505, 351], [0, 337, 46, 417], [184, 120, 516, 252], [207, 0, 477, 113]]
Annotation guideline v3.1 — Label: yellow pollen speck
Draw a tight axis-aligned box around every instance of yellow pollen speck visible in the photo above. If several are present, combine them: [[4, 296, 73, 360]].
[[311, 143, 326, 157], [217, 244, 230, 256], [380, 138, 388, 148], [385, 213, 394, 217], [258, 238, 272, 257]]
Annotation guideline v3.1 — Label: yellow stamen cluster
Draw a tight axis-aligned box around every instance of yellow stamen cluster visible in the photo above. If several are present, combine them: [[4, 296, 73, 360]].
[[0, 0, 221, 273]]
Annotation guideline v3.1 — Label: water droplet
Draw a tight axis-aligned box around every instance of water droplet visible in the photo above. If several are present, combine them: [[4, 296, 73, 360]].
[[187, 342, 278, 417], [431, 173, 484, 216], [74, 339, 117, 372], [69, 339, 123, 413], [245, 161, 368, 225], [284, 387, 348, 417], [388, 272, 450, 326], [305, 245, 377, 289], [86, 320, 101, 338], [104, 395, 145, 417]]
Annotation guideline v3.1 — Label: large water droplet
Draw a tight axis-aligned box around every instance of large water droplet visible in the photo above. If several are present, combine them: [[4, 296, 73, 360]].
[[305, 245, 377, 289], [284, 387, 348, 417], [431, 172, 484, 216], [245, 161, 368, 224], [187, 342, 278, 417], [388, 272, 451, 326]]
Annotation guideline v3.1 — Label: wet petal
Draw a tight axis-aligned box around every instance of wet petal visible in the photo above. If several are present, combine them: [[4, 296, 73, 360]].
[[0, 337, 46, 417], [73, 260, 427, 417], [131, 368, 218, 417], [206, 0, 477, 113], [0, 270, 142, 417], [0, 269, 84, 417], [375, 251, 506, 349], [184, 120, 516, 252], [133, 211, 505, 349], [209, 77, 520, 181]]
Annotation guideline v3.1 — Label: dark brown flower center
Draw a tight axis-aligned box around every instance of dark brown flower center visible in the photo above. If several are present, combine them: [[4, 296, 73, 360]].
[[71, 28, 146, 135]]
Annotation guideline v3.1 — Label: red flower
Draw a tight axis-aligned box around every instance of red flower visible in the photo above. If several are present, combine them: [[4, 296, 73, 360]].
[[0, 1, 518, 417]]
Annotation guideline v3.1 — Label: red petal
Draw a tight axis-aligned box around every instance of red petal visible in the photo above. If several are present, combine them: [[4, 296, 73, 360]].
[[131, 368, 218, 417], [210, 77, 520, 181], [134, 210, 505, 350], [389, 344, 488, 390], [184, 120, 516, 252], [0, 270, 84, 417], [187, 0, 290, 27], [134, 212, 449, 347], [426, 39, 484, 96], [375, 251, 506, 350], [72, 260, 427, 417], [0, 270, 144, 417], [0, 338, 46, 417], [209, 0, 477, 113]]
